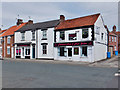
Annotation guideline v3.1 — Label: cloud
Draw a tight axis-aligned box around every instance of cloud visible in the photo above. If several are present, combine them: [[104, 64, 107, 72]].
[[1, 2, 118, 31]]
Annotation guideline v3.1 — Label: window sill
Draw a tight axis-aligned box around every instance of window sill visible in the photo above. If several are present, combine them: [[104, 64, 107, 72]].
[[21, 40, 25, 41], [41, 38, 47, 40], [31, 39, 35, 41]]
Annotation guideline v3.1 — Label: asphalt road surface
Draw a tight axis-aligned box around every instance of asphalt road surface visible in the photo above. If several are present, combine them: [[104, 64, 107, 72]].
[[2, 60, 118, 88]]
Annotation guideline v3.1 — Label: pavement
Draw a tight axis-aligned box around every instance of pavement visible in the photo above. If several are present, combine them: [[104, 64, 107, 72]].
[[3, 54, 119, 68]]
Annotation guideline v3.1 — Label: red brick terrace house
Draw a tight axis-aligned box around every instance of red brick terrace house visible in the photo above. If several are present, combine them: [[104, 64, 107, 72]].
[[116, 31, 120, 53], [0, 19, 27, 58], [0, 29, 6, 57], [108, 25, 118, 56]]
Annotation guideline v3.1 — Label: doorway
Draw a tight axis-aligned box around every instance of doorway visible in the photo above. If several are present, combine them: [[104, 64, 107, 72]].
[[32, 45, 35, 58], [68, 48, 72, 57]]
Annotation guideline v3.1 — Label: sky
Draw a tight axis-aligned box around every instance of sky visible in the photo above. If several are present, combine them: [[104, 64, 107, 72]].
[[0, 2, 119, 31]]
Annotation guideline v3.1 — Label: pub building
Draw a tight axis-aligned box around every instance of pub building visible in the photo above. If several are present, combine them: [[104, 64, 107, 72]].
[[54, 13, 108, 62]]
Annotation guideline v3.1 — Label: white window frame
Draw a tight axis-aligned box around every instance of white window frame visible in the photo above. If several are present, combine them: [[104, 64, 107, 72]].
[[80, 46, 88, 57], [32, 31, 35, 40], [7, 36, 11, 44], [42, 30, 47, 39], [21, 32, 25, 40], [7, 47, 10, 54]]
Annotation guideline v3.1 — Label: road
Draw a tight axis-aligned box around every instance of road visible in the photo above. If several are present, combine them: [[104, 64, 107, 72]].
[[2, 59, 118, 88]]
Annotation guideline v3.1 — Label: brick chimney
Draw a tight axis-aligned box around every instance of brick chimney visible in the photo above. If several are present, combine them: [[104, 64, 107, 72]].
[[113, 25, 116, 32], [16, 19, 23, 26], [60, 15, 65, 22], [27, 20, 33, 25]]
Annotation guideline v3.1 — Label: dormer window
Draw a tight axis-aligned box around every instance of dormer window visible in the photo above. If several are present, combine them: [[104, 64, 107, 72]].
[[82, 28, 88, 38], [21, 32, 25, 41]]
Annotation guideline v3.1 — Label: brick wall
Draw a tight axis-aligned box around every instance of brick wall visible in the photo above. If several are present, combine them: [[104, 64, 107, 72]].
[[2, 35, 14, 58]]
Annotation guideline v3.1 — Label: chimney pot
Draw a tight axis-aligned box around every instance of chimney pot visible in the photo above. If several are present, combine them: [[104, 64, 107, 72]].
[[113, 25, 116, 32], [60, 15, 65, 22], [28, 20, 33, 24], [17, 19, 23, 26]]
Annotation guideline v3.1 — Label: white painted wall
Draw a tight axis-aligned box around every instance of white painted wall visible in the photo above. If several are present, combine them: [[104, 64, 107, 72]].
[[37, 28, 54, 59], [54, 46, 94, 62], [94, 15, 108, 61], [56, 28, 92, 43], [15, 31, 36, 44]]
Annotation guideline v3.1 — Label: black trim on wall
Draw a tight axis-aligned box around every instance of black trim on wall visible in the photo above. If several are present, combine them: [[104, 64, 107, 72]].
[[41, 29, 47, 31], [41, 43, 48, 45], [41, 38, 47, 40], [54, 31, 56, 42], [91, 26, 94, 40]]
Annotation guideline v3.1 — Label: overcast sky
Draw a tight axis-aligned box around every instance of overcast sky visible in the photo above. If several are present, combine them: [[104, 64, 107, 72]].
[[1, 2, 118, 31]]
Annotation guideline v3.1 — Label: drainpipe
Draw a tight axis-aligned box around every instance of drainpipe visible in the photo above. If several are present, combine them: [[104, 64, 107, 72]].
[[36, 30, 38, 59], [4, 37, 5, 57]]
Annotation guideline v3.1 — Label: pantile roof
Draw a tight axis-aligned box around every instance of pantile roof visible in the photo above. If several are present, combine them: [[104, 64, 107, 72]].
[[55, 13, 100, 30]]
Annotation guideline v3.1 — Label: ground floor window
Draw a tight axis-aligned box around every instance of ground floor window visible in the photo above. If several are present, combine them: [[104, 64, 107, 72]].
[[42, 45, 47, 54], [16, 48, 21, 55], [74, 47, 79, 55], [58, 47, 67, 56], [25, 48, 30, 55], [7, 47, 10, 54], [81, 46, 87, 57]]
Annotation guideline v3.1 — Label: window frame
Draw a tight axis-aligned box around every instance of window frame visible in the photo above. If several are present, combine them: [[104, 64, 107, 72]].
[[82, 28, 89, 39], [7, 37, 11, 44], [69, 33, 77, 40], [60, 31, 65, 40], [74, 47, 79, 55], [42, 30, 47, 39], [21, 32, 25, 41], [32, 31, 35, 40], [81, 46, 87, 57], [7, 47, 10, 55], [101, 33, 104, 40], [42, 44, 47, 55]]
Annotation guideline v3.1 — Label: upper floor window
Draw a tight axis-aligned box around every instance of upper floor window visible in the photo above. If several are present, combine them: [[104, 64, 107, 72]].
[[32, 31, 35, 40], [101, 33, 104, 40], [21, 32, 25, 41], [42, 30, 47, 39], [0, 38, 2, 44], [95, 26, 100, 35], [82, 28, 88, 38], [60, 31, 65, 40], [7, 47, 10, 54], [69, 33, 77, 40], [109, 36, 111, 41], [112, 36, 114, 42], [7, 37, 11, 44], [115, 37, 116, 42]]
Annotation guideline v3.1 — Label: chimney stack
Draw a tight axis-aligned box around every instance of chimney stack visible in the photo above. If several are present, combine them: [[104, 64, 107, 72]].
[[17, 19, 23, 26], [27, 20, 33, 25], [113, 25, 116, 32], [60, 15, 65, 22]]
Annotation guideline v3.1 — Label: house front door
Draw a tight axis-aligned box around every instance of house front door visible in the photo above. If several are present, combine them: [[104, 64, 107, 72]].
[[32, 45, 35, 58], [68, 48, 72, 57]]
